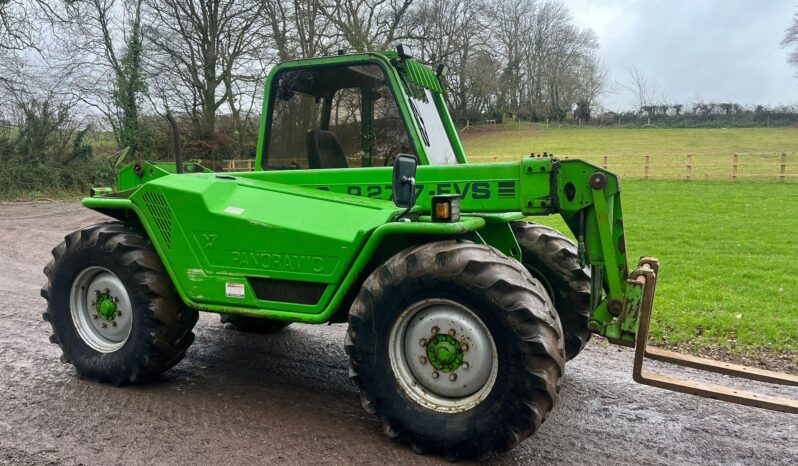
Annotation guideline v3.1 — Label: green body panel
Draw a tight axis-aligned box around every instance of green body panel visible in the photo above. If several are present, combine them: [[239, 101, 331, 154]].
[[472, 222, 522, 262], [234, 160, 551, 215], [86, 171, 489, 323], [129, 172, 402, 316], [117, 161, 212, 191], [86, 50, 644, 343], [84, 158, 628, 327]]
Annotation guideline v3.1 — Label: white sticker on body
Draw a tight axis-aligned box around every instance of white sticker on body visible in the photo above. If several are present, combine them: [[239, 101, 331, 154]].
[[225, 283, 245, 298], [224, 206, 245, 215]]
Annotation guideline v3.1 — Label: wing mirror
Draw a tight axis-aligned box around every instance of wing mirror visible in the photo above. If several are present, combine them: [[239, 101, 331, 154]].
[[392, 154, 417, 210]]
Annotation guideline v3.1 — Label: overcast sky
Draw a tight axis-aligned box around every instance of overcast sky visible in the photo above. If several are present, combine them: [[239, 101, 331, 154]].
[[568, 0, 798, 111]]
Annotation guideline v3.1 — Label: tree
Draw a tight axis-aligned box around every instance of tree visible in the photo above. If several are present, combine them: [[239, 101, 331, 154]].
[[491, 0, 534, 118], [574, 100, 590, 121], [319, 0, 414, 53], [0, 1, 60, 91], [263, 0, 335, 62], [486, 0, 604, 121], [537, 3, 602, 120], [3, 0, 614, 161], [142, 0, 267, 162], [405, 0, 488, 122], [115, 3, 146, 153], [464, 51, 501, 118], [59, 0, 147, 154], [0, 1, 36, 57], [782, 9, 798, 76], [6, 93, 92, 164], [570, 53, 607, 121], [623, 66, 658, 124]]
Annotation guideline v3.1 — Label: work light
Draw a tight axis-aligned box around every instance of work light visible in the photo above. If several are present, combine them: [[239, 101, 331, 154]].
[[431, 195, 461, 222]]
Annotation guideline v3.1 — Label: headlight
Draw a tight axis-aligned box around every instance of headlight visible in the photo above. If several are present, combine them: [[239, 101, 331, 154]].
[[431, 195, 460, 223]]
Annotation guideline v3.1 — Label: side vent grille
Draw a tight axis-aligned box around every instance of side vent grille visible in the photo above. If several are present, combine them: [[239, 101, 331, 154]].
[[141, 192, 173, 249], [249, 278, 327, 305]]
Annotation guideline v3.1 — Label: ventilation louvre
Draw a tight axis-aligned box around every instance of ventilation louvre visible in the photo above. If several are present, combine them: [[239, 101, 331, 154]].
[[141, 191, 173, 249], [248, 277, 327, 305]]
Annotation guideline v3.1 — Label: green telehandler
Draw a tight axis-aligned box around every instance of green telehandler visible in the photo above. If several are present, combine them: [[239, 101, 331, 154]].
[[42, 46, 796, 459]]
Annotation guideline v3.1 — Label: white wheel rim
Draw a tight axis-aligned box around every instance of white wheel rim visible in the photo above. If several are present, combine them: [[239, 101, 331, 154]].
[[69, 266, 133, 353], [388, 298, 498, 413]]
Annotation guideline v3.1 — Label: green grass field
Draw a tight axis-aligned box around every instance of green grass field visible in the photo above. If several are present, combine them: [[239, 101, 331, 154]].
[[462, 126, 798, 369], [462, 125, 798, 181]]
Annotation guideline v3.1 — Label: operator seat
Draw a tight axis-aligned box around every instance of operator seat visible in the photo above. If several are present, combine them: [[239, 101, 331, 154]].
[[306, 129, 348, 169]]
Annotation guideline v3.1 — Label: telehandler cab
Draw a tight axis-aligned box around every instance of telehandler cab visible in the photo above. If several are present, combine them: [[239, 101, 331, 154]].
[[42, 46, 797, 459]]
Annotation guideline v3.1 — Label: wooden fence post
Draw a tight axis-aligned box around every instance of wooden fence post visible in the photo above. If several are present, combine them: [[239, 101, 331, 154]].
[[603, 155, 608, 170], [781, 153, 787, 183], [686, 154, 693, 180], [732, 154, 738, 181], [644, 155, 650, 179]]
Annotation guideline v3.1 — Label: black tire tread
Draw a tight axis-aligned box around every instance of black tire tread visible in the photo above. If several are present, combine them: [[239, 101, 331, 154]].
[[511, 221, 592, 359], [346, 240, 564, 459], [41, 222, 198, 385]]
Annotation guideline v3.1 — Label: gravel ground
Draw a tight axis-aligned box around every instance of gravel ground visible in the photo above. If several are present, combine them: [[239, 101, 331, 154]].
[[0, 201, 795, 465]]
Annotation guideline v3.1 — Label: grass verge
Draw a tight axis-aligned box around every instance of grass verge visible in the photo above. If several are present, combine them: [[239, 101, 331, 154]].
[[530, 180, 797, 371], [462, 125, 798, 182], [460, 124, 798, 157]]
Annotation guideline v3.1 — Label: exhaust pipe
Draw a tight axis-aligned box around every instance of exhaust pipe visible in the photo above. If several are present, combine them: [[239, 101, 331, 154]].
[[165, 113, 184, 174]]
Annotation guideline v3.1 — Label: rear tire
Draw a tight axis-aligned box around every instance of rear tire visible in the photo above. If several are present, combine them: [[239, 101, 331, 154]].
[[346, 241, 565, 460], [219, 314, 291, 334], [41, 222, 198, 385], [511, 222, 592, 360]]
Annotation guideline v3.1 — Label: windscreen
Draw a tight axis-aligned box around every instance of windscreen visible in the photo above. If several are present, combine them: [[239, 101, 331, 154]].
[[406, 86, 458, 165], [265, 64, 414, 170]]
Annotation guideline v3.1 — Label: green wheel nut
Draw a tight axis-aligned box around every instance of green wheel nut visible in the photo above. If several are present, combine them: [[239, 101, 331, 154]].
[[95, 292, 119, 322], [425, 333, 464, 373]]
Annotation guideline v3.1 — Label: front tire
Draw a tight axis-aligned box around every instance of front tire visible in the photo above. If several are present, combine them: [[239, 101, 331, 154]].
[[346, 241, 564, 460], [511, 222, 592, 360], [41, 223, 198, 385]]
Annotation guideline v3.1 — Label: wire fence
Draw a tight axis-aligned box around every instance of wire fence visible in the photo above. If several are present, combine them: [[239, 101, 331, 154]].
[[472, 152, 797, 182], [220, 153, 796, 182]]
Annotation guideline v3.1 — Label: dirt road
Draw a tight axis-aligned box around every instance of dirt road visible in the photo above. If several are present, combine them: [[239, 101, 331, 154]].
[[0, 201, 795, 465]]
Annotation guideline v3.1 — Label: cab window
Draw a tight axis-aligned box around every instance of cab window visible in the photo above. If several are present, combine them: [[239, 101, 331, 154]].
[[265, 64, 415, 170]]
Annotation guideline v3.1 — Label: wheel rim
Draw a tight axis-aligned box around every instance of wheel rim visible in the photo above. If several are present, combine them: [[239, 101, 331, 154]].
[[69, 266, 133, 353], [388, 299, 498, 413]]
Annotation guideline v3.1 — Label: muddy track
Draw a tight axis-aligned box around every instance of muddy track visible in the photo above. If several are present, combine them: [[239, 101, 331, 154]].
[[0, 201, 795, 465]]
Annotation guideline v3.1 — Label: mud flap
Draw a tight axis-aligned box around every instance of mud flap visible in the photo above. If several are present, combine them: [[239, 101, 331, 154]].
[[631, 258, 798, 414]]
